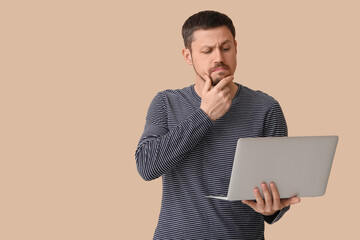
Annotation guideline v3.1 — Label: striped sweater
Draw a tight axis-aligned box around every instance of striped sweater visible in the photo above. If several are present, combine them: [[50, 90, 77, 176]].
[[135, 83, 289, 239]]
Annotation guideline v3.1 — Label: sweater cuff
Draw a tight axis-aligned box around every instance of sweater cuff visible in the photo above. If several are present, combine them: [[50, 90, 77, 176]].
[[263, 206, 290, 224], [193, 108, 213, 126]]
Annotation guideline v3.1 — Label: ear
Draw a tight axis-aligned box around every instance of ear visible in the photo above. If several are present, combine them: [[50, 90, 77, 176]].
[[182, 48, 193, 65], [234, 40, 237, 54]]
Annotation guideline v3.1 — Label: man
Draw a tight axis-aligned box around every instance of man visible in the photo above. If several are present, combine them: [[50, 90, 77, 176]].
[[135, 10, 300, 239]]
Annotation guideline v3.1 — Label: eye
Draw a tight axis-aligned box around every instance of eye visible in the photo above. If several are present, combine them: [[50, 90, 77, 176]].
[[203, 49, 212, 54], [223, 47, 230, 51]]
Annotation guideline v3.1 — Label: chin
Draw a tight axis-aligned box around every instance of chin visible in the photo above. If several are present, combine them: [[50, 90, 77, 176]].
[[211, 73, 230, 86], [212, 78, 221, 86]]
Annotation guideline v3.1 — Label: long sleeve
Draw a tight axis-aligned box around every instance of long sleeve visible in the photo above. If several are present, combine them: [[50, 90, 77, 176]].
[[135, 92, 213, 181], [263, 101, 288, 138]]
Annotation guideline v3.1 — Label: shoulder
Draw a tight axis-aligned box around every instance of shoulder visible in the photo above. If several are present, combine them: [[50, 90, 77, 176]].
[[154, 85, 195, 104], [239, 84, 279, 107], [161, 85, 193, 99]]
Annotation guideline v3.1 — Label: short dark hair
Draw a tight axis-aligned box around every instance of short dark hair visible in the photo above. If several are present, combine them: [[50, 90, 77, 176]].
[[182, 10, 236, 50]]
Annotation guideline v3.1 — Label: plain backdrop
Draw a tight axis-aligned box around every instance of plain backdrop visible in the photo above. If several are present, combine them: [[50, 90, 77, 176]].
[[1, 0, 359, 239]]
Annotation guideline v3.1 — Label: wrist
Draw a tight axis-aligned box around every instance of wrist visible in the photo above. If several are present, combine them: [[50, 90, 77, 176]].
[[200, 106, 214, 121], [262, 210, 280, 223]]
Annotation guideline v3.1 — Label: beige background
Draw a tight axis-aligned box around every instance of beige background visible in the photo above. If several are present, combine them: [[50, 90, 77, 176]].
[[1, 0, 359, 239]]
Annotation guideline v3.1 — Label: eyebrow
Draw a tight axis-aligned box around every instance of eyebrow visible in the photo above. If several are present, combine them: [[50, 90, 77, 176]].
[[201, 40, 232, 49]]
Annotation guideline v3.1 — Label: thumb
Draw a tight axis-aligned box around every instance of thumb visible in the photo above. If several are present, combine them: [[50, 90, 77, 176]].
[[282, 197, 301, 208], [202, 75, 212, 93]]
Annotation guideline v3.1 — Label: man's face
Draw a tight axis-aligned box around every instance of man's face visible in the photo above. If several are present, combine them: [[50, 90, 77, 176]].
[[184, 26, 237, 86]]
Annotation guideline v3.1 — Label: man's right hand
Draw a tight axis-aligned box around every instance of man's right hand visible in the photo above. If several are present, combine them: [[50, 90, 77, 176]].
[[200, 75, 234, 121]]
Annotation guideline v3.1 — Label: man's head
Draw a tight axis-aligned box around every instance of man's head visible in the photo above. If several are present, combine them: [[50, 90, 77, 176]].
[[182, 10, 236, 52], [182, 11, 237, 86]]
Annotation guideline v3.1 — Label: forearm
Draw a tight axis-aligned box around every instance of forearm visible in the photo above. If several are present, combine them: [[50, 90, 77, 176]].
[[135, 108, 212, 181]]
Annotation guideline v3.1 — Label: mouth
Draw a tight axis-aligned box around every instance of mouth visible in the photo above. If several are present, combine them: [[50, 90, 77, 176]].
[[211, 64, 230, 73]]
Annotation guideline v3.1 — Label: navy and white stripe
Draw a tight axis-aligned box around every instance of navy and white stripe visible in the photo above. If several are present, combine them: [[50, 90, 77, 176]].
[[135, 83, 289, 240]]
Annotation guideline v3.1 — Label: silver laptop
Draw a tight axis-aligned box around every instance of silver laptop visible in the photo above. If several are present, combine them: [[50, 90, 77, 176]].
[[207, 136, 338, 201]]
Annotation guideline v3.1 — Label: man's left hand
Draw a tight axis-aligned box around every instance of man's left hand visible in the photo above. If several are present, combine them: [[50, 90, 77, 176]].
[[242, 182, 301, 216]]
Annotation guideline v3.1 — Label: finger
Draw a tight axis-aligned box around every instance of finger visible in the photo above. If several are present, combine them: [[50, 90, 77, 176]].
[[280, 197, 301, 208], [222, 86, 231, 96], [213, 75, 234, 90], [254, 187, 264, 208], [289, 197, 301, 205], [202, 74, 212, 93], [261, 183, 273, 210], [214, 75, 233, 90], [269, 182, 281, 209]]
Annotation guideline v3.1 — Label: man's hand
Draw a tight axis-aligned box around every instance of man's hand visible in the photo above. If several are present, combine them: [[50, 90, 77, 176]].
[[200, 75, 234, 121], [242, 182, 301, 216]]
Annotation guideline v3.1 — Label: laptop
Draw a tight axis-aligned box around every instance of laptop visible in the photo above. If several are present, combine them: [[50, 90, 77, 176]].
[[207, 136, 338, 201]]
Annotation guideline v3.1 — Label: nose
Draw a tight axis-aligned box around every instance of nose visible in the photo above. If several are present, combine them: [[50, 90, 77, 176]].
[[214, 48, 223, 63]]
